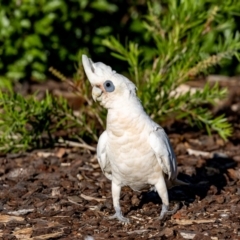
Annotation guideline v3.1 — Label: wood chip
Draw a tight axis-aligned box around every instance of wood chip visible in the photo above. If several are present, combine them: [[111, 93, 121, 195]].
[[61, 162, 71, 167], [227, 169, 240, 180], [51, 187, 61, 197], [36, 152, 54, 158], [179, 230, 196, 239], [13, 227, 32, 239], [68, 196, 82, 205], [33, 231, 64, 239], [127, 229, 148, 234], [187, 148, 212, 158], [84, 236, 95, 240], [187, 148, 228, 159], [173, 219, 216, 225], [90, 163, 100, 169], [0, 214, 25, 223], [8, 209, 34, 216], [77, 173, 84, 181], [130, 215, 144, 221], [80, 193, 106, 202], [56, 148, 66, 158]]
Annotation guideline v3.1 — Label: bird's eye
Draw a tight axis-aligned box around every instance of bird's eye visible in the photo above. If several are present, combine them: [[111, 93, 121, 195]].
[[103, 80, 115, 92]]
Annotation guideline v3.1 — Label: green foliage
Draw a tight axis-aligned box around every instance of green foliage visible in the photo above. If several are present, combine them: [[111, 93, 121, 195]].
[[103, 0, 240, 139], [0, 88, 100, 153], [0, 56, 107, 153], [0, 91, 67, 152], [0, 0, 146, 82]]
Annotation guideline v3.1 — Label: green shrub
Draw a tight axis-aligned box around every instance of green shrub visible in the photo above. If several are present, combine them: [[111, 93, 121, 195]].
[[0, 62, 103, 153], [0, 88, 101, 152], [103, 0, 240, 139]]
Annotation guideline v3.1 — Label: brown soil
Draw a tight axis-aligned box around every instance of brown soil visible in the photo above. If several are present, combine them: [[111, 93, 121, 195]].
[[0, 77, 240, 240]]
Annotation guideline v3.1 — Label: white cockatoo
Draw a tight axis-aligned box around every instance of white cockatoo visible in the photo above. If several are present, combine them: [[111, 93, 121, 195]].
[[82, 55, 187, 222]]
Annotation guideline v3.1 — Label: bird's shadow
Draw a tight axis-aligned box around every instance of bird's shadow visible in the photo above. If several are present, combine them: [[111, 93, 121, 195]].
[[130, 156, 236, 212]]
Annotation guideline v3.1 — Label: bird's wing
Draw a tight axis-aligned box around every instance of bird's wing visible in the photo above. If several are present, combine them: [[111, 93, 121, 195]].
[[148, 127, 177, 180], [97, 131, 112, 180]]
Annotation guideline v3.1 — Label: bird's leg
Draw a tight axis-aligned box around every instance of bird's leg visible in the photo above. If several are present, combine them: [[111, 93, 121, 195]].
[[155, 177, 179, 220], [108, 181, 129, 223]]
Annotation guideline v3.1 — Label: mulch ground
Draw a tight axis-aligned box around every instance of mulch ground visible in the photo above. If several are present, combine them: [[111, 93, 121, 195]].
[[0, 76, 240, 239]]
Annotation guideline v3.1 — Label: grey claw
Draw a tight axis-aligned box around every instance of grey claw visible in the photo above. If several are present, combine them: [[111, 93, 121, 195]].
[[160, 203, 180, 220], [108, 213, 130, 223]]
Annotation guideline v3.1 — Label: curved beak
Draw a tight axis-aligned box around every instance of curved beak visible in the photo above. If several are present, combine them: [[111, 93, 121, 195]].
[[82, 55, 99, 86]]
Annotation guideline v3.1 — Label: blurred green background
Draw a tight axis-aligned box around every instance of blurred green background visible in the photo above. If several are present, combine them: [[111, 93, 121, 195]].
[[1, 0, 239, 85], [0, 0, 149, 83]]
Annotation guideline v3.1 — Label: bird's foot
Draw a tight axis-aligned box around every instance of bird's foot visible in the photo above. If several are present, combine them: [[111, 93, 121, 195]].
[[159, 202, 180, 220], [108, 213, 130, 223], [107, 206, 130, 223]]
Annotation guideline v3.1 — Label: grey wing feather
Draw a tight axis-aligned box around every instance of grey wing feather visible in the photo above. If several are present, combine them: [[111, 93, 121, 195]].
[[148, 127, 177, 180], [97, 131, 112, 180]]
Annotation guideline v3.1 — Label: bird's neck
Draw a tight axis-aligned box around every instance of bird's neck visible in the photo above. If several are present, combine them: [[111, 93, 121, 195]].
[[106, 97, 149, 133], [108, 96, 143, 116]]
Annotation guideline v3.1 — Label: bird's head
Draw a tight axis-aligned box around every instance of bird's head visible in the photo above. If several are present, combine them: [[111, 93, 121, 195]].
[[82, 55, 136, 109]]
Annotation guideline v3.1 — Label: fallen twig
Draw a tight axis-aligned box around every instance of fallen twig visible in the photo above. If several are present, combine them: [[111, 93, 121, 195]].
[[56, 139, 96, 151]]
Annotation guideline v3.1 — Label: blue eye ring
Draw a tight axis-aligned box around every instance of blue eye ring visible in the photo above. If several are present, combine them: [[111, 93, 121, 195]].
[[103, 80, 115, 92]]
